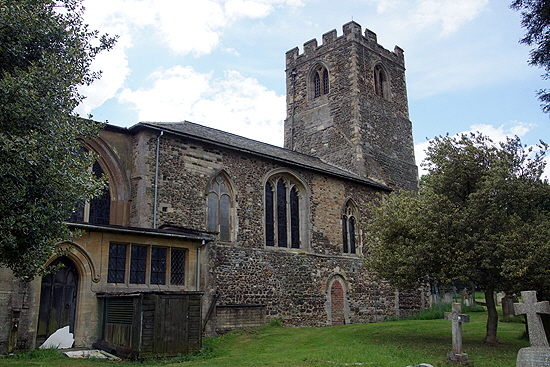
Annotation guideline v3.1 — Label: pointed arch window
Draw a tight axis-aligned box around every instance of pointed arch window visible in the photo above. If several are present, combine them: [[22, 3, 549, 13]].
[[373, 64, 389, 100], [342, 201, 357, 254], [207, 173, 233, 242], [69, 160, 111, 225], [311, 64, 329, 98], [265, 174, 305, 249]]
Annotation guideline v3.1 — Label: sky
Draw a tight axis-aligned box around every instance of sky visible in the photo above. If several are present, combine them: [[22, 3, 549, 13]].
[[76, 0, 550, 177]]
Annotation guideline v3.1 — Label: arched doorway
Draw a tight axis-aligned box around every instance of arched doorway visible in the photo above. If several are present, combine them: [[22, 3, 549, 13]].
[[36, 257, 79, 345], [330, 280, 345, 325]]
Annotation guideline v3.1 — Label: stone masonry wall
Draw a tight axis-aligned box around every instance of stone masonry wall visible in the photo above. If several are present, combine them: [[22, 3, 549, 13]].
[[284, 21, 418, 190], [130, 128, 422, 331]]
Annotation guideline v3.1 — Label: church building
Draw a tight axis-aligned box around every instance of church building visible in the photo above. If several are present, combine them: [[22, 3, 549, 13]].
[[0, 21, 421, 356]]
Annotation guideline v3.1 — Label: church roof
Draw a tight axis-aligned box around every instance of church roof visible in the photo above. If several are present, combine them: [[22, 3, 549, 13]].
[[133, 121, 391, 191]]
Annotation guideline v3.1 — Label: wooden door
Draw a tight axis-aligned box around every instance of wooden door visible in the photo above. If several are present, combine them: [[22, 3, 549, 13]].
[[36, 257, 79, 344]]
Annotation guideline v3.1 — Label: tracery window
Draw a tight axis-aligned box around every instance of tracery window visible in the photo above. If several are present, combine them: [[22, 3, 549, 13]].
[[311, 64, 329, 98], [373, 64, 389, 100], [69, 160, 111, 225], [265, 175, 305, 248], [342, 201, 357, 254], [207, 173, 233, 242]]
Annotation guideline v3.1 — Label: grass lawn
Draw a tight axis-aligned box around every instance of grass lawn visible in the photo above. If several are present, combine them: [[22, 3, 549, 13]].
[[1, 310, 528, 367]]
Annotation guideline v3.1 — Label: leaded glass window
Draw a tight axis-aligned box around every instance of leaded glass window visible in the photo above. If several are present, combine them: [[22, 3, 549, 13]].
[[342, 202, 357, 254], [129, 245, 147, 284], [150, 247, 166, 285], [108, 243, 127, 283], [207, 174, 232, 242], [265, 182, 275, 247], [265, 175, 305, 249], [170, 249, 186, 285]]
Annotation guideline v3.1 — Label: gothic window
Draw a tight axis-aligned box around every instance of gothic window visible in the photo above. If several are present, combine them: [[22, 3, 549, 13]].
[[107, 243, 186, 286], [342, 201, 357, 254], [311, 64, 329, 99], [207, 173, 233, 242], [69, 160, 111, 225], [373, 64, 389, 100], [265, 174, 306, 249]]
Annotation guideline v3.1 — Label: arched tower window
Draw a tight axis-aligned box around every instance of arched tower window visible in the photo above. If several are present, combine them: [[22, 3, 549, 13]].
[[207, 173, 233, 242], [342, 200, 358, 254], [373, 64, 389, 100], [69, 159, 111, 225], [265, 173, 307, 249], [311, 64, 330, 99]]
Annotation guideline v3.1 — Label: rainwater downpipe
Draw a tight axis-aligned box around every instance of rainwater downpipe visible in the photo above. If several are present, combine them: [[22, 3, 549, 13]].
[[196, 240, 206, 291], [153, 130, 163, 229]]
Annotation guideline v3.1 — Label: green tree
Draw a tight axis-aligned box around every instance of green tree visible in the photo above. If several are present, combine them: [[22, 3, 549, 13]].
[[366, 133, 550, 344], [0, 0, 115, 278], [511, 0, 550, 113]]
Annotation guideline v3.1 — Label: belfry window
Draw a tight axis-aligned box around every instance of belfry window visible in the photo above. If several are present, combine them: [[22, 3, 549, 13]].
[[311, 64, 329, 98], [342, 201, 358, 254], [265, 175, 305, 249], [373, 64, 389, 99], [207, 173, 233, 242]]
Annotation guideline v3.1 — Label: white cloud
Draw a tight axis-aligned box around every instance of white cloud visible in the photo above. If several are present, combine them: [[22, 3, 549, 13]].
[[414, 122, 550, 180], [370, 0, 488, 38], [118, 66, 286, 146]]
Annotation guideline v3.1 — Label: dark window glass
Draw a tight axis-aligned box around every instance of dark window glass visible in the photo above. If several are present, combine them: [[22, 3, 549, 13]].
[[342, 216, 348, 253], [323, 69, 329, 95], [290, 187, 300, 248], [170, 249, 186, 285], [220, 194, 230, 241], [314, 72, 321, 98], [150, 247, 166, 285], [265, 182, 274, 246], [89, 161, 110, 225], [129, 245, 147, 284], [207, 175, 231, 241], [277, 179, 287, 247], [207, 192, 218, 232], [108, 243, 127, 283], [69, 201, 85, 222], [349, 217, 356, 254]]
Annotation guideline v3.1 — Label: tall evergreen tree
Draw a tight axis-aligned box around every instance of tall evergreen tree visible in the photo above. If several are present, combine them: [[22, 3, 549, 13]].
[[511, 0, 550, 113], [0, 0, 115, 277]]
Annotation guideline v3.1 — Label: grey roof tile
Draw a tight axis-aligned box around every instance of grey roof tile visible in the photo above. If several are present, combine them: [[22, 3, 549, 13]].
[[133, 121, 390, 190]]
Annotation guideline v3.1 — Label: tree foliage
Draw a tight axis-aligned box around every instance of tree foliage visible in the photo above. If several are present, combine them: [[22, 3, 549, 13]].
[[366, 133, 550, 343], [511, 0, 550, 113], [0, 0, 115, 278]]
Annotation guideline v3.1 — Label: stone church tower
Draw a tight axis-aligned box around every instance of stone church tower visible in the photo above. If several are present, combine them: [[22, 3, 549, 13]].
[[284, 21, 418, 190]]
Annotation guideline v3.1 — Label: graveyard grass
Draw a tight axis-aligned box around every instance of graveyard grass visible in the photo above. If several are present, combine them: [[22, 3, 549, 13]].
[[1, 309, 529, 367]]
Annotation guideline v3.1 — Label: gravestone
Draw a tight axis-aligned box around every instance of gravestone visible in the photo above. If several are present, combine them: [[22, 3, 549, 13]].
[[514, 291, 550, 367], [444, 303, 473, 365]]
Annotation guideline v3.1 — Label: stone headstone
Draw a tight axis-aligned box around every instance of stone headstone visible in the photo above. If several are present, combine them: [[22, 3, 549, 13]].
[[444, 302, 473, 365], [514, 291, 550, 367]]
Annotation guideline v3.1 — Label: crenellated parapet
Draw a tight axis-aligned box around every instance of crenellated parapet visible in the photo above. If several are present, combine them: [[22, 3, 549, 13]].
[[285, 21, 405, 70]]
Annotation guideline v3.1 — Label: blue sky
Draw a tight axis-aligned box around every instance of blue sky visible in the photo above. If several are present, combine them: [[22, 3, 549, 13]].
[[77, 0, 550, 177]]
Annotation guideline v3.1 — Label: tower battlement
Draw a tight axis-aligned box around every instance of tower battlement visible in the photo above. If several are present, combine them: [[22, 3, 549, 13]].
[[284, 22, 418, 190], [285, 21, 404, 70]]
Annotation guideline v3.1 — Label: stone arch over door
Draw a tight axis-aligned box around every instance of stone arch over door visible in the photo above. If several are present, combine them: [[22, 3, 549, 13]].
[[36, 256, 79, 345], [326, 274, 350, 326]]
